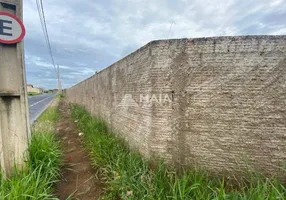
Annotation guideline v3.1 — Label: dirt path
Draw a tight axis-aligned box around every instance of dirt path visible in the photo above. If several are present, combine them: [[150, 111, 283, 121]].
[[55, 101, 104, 200]]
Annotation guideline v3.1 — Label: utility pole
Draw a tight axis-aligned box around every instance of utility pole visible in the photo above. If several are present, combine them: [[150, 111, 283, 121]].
[[0, 0, 30, 177], [57, 64, 62, 93]]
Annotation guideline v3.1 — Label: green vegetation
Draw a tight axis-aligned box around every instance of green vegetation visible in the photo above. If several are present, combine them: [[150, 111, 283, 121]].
[[71, 104, 286, 200], [0, 103, 61, 199], [28, 92, 42, 96], [58, 93, 65, 99]]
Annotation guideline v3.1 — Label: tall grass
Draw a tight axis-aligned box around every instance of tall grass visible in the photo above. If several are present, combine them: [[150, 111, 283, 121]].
[[70, 104, 286, 200], [0, 105, 61, 199]]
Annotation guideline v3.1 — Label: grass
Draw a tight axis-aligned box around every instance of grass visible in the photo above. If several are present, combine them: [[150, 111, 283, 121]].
[[70, 104, 286, 200], [28, 92, 42, 96], [0, 102, 61, 199]]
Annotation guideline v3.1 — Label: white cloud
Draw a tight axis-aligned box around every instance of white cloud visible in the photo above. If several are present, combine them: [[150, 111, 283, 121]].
[[270, 0, 283, 6], [272, 28, 286, 35], [23, 0, 286, 89]]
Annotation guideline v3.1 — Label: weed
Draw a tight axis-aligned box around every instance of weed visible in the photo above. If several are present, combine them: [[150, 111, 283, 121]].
[[0, 106, 61, 200], [70, 104, 286, 200]]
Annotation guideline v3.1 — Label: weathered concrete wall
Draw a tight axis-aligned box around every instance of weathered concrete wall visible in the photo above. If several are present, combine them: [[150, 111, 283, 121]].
[[66, 35, 286, 178], [0, 0, 30, 177]]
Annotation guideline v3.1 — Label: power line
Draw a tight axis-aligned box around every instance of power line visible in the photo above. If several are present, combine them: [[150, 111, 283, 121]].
[[167, 21, 175, 39], [36, 0, 58, 76]]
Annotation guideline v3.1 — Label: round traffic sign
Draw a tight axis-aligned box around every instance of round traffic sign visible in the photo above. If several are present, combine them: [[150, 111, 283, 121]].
[[0, 12, 25, 44]]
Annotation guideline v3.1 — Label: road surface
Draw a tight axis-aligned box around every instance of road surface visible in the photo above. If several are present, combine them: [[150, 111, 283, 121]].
[[28, 93, 57, 124]]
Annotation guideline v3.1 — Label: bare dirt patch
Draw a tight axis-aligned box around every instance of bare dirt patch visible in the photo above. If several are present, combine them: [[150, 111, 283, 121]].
[[55, 101, 104, 200]]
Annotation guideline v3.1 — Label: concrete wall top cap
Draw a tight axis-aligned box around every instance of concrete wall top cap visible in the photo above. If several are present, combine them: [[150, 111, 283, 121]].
[[148, 35, 286, 45]]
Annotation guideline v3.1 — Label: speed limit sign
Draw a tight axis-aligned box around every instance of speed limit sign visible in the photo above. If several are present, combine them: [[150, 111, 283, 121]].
[[0, 12, 25, 44]]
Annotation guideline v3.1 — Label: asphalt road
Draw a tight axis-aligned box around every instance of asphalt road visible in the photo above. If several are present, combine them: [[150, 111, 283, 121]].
[[28, 93, 57, 124]]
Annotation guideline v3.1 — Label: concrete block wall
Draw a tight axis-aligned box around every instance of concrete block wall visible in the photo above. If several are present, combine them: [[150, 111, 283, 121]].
[[66, 35, 286, 178]]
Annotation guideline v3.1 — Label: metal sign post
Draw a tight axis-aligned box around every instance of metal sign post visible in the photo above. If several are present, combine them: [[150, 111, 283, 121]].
[[0, 0, 30, 177]]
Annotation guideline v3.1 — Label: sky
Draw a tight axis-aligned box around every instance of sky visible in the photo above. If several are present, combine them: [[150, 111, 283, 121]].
[[23, 0, 286, 90]]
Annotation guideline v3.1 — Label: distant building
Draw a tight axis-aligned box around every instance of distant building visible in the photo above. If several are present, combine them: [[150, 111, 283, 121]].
[[52, 89, 59, 93], [27, 84, 43, 94]]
